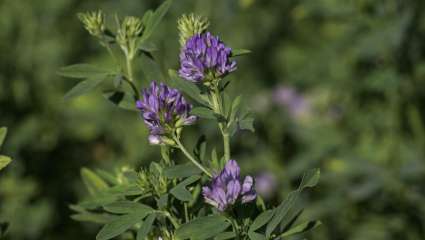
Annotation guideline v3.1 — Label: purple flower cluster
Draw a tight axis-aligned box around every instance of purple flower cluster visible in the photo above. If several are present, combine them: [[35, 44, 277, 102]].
[[273, 85, 311, 119], [136, 81, 197, 144], [202, 160, 256, 211], [179, 32, 237, 83]]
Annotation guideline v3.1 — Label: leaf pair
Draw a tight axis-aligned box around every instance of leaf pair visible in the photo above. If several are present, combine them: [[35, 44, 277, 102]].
[[246, 169, 321, 239]]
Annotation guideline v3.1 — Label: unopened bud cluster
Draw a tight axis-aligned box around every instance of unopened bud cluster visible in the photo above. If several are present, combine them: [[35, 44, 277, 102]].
[[177, 14, 209, 47], [78, 10, 105, 38], [116, 16, 144, 59]]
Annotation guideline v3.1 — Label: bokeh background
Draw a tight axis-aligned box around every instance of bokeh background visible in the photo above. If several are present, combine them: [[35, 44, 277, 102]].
[[1, 0, 425, 239]]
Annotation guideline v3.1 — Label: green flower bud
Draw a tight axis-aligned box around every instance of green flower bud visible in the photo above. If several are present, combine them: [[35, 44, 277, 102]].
[[177, 13, 209, 47], [78, 10, 105, 38], [116, 16, 143, 55]]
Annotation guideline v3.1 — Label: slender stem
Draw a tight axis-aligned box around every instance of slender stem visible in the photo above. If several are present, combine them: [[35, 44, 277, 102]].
[[210, 85, 231, 163], [223, 131, 230, 162], [126, 55, 134, 82], [173, 136, 212, 177], [184, 203, 189, 223], [123, 77, 140, 99], [155, 211, 180, 229]]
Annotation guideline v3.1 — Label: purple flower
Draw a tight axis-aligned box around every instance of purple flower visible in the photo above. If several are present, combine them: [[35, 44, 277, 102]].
[[136, 81, 197, 144], [202, 160, 256, 211], [255, 172, 277, 199], [179, 32, 237, 83], [273, 85, 311, 119]]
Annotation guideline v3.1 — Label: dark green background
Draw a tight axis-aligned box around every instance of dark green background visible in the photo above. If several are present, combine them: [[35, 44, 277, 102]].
[[1, 0, 425, 239]]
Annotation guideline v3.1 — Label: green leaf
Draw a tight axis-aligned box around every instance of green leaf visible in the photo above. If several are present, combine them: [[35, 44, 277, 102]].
[[164, 163, 202, 179], [170, 175, 200, 202], [64, 77, 106, 100], [103, 90, 138, 111], [214, 232, 236, 240], [265, 169, 320, 237], [103, 201, 153, 214], [81, 168, 109, 196], [191, 107, 216, 119], [168, 69, 208, 105], [248, 231, 266, 240], [0, 127, 7, 148], [298, 168, 320, 189], [71, 212, 118, 224], [229, 96, 242, 120], [238, 116, 255, 132], [175, 215, 230, 240], [137, 214, 156, 240], [96, 212, 147, 240], [249, 210, 275, 232], [279, 221, 322, 237], [141, 0, 173, 43], [58, 64, 111, 78], [139, 41, 158, 52], [0, 156, 11, 171], [231, 49, 251, 57], [194, 135, 207, 163]]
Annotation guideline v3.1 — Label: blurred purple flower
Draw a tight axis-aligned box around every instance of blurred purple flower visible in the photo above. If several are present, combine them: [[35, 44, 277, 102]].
[[255, 172, 277, 199], [179, 32, 237, 83], [202, 160, 256, 211], [273, 85, 311, 119], [136, 81, 197, 144]]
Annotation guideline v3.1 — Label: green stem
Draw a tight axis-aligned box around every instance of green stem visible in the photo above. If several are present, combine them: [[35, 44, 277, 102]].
[[223, 131, 230, 162], [126, 55, 134, 82], [155, 211, 180, 229], [123, 77, 140, 99], [173, 136, 212, 177], [184, 203, 189, 223], [210, 85, 231, 163]]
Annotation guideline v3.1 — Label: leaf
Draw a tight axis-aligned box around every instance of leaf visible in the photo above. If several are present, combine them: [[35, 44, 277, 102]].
[[298, 168, 320, 190], [231, 49, 251, 57], [164, 163, 202, 179], [0, 156, 11, 171], [238, 116, 255, 132], [175, 215, 230, 240], [0, 127, 7, 148], [265, 169, 320, 237], [141, 0, 173, 43], [266, 191, 298, 237], [64, 77, 106, 100], [249, 210, 275, 232], [248, 231, 266, 240], [170, 175, 200, 202], [139, 41, 158, 52], [58, 64, 111, 78], [103, 201, 153, 214], [191, 107, 216, 119], [81, 168, 109, 196], [96, 212, 147, 240], [71, 212, 118, 224], [137, 214, 156, 240], [168, 69, 208, 105], [229, 96, 242, 120], [194, 135, 207, 162], [103, 90, 138, 111], [214, 232, 236, 240], [279, 221, 322, 237]]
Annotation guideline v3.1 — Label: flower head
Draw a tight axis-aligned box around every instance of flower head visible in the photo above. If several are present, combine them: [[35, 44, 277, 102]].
[[178, 13, 210, 47], [136, 81, 197, 145], [78, 10, 105, 38], [202, 160, 256, 211], [255, 172, 277, 199], [273, 85, 311, 119], [179, 32, 237, 83]]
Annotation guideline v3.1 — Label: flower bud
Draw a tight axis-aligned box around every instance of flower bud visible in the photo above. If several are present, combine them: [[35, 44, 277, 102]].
[[116, 16, 143, 57], [78, 10, 105, 38], [177, 13, 209, 47]]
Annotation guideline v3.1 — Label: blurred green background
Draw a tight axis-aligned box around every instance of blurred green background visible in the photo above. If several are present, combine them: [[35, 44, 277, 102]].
[[1, 0, 425, 239]]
